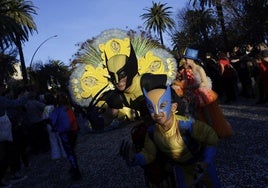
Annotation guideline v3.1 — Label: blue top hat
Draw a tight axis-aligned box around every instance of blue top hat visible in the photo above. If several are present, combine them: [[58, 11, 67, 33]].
[[183, 48, 199, 61]]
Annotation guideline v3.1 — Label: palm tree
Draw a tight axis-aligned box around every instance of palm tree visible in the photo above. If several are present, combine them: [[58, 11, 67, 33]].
[[140, 1, 175, 46], [189, 0, 229, 49], [171, 6, 217, 53], [0, 0, 37, 84]]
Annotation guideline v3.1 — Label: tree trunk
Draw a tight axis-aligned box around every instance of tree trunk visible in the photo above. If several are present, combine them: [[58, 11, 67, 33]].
[[16, 35, 28, 85], [159, 29, 164, 46], [216, 1, 229, 50]]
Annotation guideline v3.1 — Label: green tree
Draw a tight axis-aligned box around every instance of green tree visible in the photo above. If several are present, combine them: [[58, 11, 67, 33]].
[[140, 1, 175, 46], [31, 60, 71, 93], [232, 0, 268, 43], [0, 0, 37, 84], [171, 7, 218, 55], [0, 52, 17, 85], [189, 0, 229, 49]]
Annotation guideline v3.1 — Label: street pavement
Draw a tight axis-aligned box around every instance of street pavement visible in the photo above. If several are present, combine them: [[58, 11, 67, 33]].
[[14, 97, 268, 188]]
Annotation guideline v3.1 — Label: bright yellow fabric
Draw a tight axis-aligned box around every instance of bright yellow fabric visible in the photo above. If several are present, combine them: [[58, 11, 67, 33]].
[[140, 115, 218, 164], [123, 75, 143, 104]]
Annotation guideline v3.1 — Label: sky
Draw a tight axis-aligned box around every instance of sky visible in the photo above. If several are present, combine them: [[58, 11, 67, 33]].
[[22, 0, 189, 67]]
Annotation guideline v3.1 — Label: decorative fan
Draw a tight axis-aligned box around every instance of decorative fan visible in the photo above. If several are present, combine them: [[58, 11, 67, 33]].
[[69, 29, 177, 107]]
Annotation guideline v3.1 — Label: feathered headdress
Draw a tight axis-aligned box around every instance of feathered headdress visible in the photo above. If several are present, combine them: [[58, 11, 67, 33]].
[[69, 29, 177, 107]]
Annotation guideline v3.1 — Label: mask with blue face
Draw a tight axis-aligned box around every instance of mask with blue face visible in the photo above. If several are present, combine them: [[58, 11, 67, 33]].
[[143, 85, 172, 118]]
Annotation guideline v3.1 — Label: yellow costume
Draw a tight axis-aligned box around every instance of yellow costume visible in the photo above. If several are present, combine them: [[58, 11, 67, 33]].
[[141, 115, 218, 164], [69, 29, 177, 109]]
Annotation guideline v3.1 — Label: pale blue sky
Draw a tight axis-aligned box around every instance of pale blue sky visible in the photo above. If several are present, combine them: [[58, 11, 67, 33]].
[[22, 0, 188, 67]]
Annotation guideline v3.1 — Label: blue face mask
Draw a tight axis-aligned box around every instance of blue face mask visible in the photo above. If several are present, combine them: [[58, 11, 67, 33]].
[[143, 86, 172, 118]]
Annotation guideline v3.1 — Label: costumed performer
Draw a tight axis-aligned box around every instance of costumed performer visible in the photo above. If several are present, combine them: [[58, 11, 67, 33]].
[[172, 48, 234, 139], [68, 29, 177, 128], [120, 84, 222, 188]]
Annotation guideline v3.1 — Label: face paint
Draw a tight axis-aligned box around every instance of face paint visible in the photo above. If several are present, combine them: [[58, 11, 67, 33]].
[[143, 86, 172, 118]]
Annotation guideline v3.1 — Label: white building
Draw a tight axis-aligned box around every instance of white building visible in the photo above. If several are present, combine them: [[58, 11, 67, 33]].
[[12, 62, 23, 80]]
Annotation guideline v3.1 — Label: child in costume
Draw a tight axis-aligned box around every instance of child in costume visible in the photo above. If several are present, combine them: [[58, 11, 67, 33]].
[[120, 85, 221, 187], [172, 48, 234, 138]]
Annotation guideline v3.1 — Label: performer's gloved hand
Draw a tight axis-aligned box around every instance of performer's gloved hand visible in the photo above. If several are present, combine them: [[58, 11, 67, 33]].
[[119, 139, 136, 166]]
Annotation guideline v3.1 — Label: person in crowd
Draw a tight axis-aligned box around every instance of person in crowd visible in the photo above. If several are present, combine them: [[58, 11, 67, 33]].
[[49, 92, 82, 181], [203, 52, 223, 96], [245, 42, 259, 58], [238, 55, 255, 98], [218, 51, 238, 103], [173, 48, 234, 138], [256, 42, 268, 53], [229, 45, 244, 73], [229, 43, 258, 98], [42, 92, 66, 160], [5, 88, 29, 184], [120, 85, 221, 187], [0, 85, 28, 188], [254, 54, 265, 104], [24, 91, 47, 154], [255, 50, 268, 104], [229, 46, 245, 94]]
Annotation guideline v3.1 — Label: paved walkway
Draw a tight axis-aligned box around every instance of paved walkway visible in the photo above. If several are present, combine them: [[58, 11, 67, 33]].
[[13, 97, 268, 188]]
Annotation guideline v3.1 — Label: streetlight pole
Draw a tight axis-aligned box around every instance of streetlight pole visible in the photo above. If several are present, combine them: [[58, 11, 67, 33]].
[[29, 35, 58, 70]]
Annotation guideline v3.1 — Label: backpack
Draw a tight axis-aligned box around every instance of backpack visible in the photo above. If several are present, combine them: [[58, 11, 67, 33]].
[[131, 116, 202, 186]]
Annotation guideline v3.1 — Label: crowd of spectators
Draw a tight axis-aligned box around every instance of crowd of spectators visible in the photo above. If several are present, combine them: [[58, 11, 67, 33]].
[[202, 42, 268, 105], [0, 85, 81, 188]]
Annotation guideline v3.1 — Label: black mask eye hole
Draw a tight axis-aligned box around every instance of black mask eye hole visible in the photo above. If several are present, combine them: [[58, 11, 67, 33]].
[[118, 71, 127, 80]]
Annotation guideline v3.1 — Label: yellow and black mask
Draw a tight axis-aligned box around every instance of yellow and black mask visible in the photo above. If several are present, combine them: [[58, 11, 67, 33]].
[[105, 44, 138, 89]]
